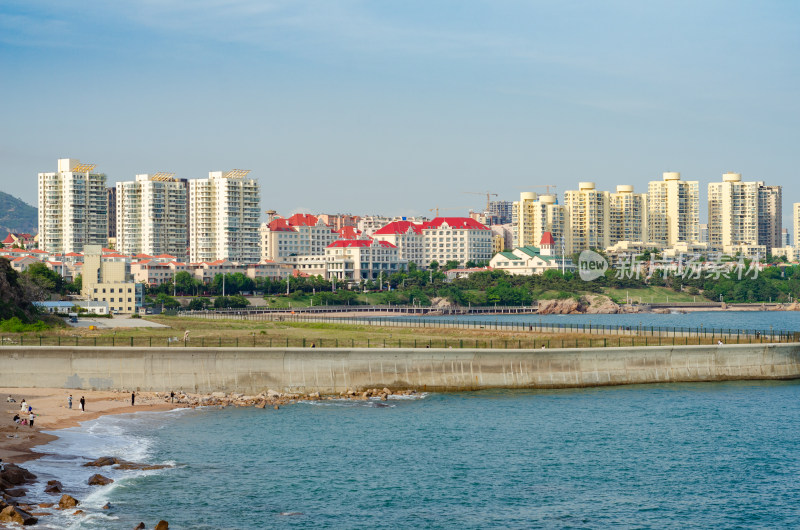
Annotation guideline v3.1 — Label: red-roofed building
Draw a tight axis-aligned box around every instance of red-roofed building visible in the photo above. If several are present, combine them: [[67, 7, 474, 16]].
[[2, 232, 36, 249], [372, 221, 424, 264], [317, 213, 360, 231], [325, 239, 404, 282], [336, 226, 363, 240], [259, 213, 337, 261], [421, 217, 492, 267], [372, 217, 492, 268]]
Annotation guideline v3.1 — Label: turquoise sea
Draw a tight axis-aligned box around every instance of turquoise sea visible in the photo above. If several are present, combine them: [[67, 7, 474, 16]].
[[409, 310, 800, 333], [27, 380, 800, 529]]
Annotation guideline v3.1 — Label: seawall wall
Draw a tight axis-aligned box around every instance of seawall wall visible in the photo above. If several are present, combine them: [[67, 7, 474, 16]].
[[1, 344, 799, 394]]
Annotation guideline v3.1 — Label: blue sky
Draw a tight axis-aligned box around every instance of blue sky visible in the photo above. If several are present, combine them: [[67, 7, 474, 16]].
[[1, 1, 798, 227]]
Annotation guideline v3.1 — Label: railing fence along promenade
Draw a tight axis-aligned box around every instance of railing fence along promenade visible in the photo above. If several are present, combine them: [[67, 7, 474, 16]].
[[161, 308, 800, 347]]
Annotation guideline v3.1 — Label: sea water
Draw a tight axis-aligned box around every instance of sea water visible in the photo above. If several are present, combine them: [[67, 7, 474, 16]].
[[410, 310, 800, 332], [28, 382, 800, 529]]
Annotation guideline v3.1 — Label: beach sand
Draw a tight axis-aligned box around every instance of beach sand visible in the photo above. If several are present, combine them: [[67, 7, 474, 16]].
[[0, 387, 180, 464]]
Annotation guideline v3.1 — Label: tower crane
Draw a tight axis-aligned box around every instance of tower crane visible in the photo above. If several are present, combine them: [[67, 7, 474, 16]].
[[518, 185, 558, 195], [463, 191, 499, 212], [429, 206, 472, 217]]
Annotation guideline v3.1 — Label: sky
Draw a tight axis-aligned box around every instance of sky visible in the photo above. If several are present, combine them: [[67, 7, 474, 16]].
[[1, 0, 799, 228]]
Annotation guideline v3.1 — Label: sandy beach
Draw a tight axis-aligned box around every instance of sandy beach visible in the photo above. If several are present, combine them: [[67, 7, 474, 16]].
[[0, 387, 180, 465]]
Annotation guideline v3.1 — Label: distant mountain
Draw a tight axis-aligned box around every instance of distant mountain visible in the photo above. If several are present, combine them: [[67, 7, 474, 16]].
[[0, 191, 38, 235]]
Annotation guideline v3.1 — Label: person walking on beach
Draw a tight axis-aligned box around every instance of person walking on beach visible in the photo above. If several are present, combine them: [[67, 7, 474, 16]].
[[170, 391, 175, 403], [68, 394, 73, 410], [28, 411, 35, 428], [19, 399, 27, 412], [80, 396, 85, 412], [131, 392, 135, 406]]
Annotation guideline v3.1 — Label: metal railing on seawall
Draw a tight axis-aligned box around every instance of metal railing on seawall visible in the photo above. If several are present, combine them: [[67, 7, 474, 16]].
[[0, 332, 795, 350], [196, 304, 539, 316]]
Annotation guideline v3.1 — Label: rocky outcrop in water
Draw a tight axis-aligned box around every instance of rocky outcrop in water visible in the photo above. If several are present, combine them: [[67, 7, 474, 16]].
[[0, 504, 37, 526], [88, 474, 114, 486], [58, 494, 79, 509]]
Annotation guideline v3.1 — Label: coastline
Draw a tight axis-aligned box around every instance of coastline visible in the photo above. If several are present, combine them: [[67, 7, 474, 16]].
[[1, 387, 181, 465]]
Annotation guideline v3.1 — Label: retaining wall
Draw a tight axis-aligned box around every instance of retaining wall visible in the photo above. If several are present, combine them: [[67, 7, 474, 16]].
[[1, 344, 799, 394]]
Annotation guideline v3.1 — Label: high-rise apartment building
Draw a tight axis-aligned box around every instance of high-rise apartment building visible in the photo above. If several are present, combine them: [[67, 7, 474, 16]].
[[189, 169, 261, 263], [116, 174, 189, 258], [608, 185, 648, 246], [647, 172, 699, 247], [511, 193, 566, 250], [38, 158, 108, 254], [758, 184, 782, 251], [488, 200, 513, 225], [707, 173, 782, 252], [781, 228, 790, 248], [107, 186, 117, 241], [794, 203, 800, 250], [564, 182, 610, 253]]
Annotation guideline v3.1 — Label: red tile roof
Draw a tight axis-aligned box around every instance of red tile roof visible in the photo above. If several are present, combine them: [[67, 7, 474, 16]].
[[328, 239, 396, 249], [373, 221, 422, 235], [421, 217, 489, 230], [2, 234, 15, 244], [336, 226, 362, 239], [267, 218, 297, 232], [540, 232, 555, 245], [287, 213, 319, 227]]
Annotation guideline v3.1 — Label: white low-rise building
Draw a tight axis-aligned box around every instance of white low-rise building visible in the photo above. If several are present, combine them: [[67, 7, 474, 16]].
[[489, 233, 575, 275], [325, 239, 404, 281]]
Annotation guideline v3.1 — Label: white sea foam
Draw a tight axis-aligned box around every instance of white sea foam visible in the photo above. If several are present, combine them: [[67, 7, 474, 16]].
[[22, 409, 191, 528]]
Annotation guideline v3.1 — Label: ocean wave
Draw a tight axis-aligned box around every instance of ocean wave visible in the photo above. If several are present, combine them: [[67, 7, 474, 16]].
[[22, 409, 188, 527]]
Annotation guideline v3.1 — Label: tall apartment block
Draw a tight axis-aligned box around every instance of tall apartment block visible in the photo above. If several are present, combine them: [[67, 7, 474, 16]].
[[564, 182, 610, 253], [512, 192, 566, 250], [488, 200, 513, 225], [107, 186, 117, 241], [647, 172, 699, 247], [757, 184, 782, 251], [116, 173, 189, 258], [794, 203, 800, 249], [37, 158, 108, 254], [707, 173, 782, 252], [189, 170, 261, 263], [608, 185, 648, 246]]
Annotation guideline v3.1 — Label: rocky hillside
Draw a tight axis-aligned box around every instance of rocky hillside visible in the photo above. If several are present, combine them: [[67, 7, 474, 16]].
[[0, 191, 37, 235]]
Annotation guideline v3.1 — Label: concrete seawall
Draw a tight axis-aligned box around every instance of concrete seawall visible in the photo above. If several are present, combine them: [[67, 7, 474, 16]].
[[2, 343, 799, 394]]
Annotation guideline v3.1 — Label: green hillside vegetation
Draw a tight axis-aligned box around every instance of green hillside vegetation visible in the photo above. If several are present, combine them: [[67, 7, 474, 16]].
[[155, 261, 800, 308], [0, 191, 38, 235]]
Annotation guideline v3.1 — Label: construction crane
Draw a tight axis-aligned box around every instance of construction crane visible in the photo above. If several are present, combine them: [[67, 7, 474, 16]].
[[464, 191, 498, 212], [519, 185, 558, 195], [429, 206, 472, 217]]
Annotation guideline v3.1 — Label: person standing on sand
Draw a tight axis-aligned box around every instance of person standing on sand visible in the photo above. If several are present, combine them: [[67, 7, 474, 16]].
[[29, 411, 35, 428], [131, 392, 135, 406], [68, 394, 73, 409], [80, 396, 85, 412], [170, 391, 175, 403]]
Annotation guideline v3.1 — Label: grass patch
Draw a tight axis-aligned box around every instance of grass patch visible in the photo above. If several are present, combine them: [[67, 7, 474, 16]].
[[0, 317, 49, 333], [602, 286, 698, 304]]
